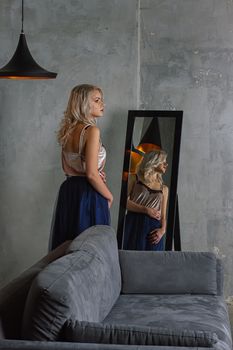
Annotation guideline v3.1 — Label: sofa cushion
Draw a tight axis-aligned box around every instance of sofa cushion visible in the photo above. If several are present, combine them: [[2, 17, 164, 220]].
[[119, 251, 217, 295], [64, 320, 217, 347], [66, 225, 119, 268], [21, 225, 121, 341], [104, 294, 232, 350]]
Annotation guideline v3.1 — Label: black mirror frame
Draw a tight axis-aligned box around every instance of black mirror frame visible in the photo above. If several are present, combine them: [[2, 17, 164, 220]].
[[117, 110, 183, 251]]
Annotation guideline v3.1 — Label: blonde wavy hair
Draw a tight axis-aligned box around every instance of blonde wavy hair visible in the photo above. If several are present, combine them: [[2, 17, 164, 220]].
[[57, 84, 103, 146], [137, 150, 167, 186]]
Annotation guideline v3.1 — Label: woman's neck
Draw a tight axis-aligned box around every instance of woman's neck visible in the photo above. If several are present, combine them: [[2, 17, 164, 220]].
[[139, 175, 162, 190]]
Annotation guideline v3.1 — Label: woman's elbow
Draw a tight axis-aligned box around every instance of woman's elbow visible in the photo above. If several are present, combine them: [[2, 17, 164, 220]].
[[86, 170, 98, 181]]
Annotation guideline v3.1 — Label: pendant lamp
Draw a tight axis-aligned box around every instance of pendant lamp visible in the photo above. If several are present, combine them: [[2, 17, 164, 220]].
[[0, 0, 57, 79]]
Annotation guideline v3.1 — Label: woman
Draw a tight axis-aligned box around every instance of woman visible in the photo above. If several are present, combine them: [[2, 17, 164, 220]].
[[49, 84, 113, 250], [123, 150, 168, 251]]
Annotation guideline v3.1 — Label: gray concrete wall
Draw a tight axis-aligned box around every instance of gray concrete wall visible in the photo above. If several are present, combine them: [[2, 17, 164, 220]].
[[140, 0, 233, 296], [0, 0, 233, 297], [0, 0, 138, 286]]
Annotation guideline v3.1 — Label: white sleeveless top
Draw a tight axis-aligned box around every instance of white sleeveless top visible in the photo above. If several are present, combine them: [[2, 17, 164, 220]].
[[62, 124, 106, 176], [129, 177, 163, 211]]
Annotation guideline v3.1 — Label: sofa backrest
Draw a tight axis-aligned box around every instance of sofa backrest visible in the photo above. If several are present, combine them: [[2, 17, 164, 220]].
[[22, 225, 121, 341], [0, 240, 71, 339], [119, 251, 223, 295]]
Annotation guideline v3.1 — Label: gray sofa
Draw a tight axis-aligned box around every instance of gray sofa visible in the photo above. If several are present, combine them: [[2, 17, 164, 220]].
[[0, 225, 232, 350]]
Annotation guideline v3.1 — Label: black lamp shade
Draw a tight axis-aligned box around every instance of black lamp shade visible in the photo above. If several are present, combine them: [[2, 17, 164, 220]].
[[0, 33, 57, 79]]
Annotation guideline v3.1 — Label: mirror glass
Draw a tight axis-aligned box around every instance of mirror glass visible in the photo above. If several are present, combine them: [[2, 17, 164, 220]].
[[117, 110, 183, 251]]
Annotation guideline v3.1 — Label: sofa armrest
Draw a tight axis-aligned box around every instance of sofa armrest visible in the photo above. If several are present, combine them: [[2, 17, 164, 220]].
[[119, 250, 220, 295], [0, 240, 71, 339]]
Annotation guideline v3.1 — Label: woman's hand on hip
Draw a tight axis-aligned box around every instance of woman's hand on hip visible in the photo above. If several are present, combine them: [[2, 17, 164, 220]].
[[145, 207, 161, 220], [147, 228, 164, 245]]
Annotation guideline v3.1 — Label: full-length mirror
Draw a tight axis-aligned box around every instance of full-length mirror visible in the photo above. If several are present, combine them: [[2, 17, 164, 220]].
[[117, 110, 183, 251]]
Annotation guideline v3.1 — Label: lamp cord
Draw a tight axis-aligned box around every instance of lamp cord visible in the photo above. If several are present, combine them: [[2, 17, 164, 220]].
[[21, 0, 24, 33]]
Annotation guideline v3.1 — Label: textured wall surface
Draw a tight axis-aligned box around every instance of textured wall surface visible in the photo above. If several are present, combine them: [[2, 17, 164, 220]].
[[0, 0, 137, 286], [140, 0, 233, 295], [0, 0, 233, 297]]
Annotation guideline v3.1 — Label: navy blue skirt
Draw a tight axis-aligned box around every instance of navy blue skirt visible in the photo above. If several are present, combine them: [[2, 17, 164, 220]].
[[123, 211, 164, 251], [49, 176, 110, 250]]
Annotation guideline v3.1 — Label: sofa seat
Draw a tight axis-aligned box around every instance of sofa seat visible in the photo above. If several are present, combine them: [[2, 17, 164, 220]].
[[103, 294, 232, 349]]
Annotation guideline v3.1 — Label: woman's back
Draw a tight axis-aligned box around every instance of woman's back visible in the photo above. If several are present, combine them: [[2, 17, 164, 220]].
[[62, 124, 106, 176], [63, 124, 86, 153]]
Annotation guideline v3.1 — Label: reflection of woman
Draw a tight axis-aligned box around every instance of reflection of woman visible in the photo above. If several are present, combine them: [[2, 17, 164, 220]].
[[49, 84, 113, 251], [123, 150, 168, 251]]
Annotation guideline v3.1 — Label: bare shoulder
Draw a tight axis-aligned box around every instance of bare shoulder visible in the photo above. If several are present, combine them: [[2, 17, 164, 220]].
[[86, 125, 100, 138], [86, 125, 100, 141]]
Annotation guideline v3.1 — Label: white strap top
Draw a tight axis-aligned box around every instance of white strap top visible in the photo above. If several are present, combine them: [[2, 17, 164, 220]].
[[62, 124, 106, 176], [129, 177, 163, 211]]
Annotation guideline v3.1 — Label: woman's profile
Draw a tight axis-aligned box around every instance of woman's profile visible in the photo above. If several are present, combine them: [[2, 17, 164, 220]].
[[123, 150, 168, 251], [49, 84, 113, 251]]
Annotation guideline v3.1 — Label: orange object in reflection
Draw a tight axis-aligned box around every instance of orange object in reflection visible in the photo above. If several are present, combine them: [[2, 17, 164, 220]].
[[129, 151, 144, 174], [129, 143, 161, 174], [122, 171, 129, 181], [136, 143, 161, 153], [124, 143, 161, 179]]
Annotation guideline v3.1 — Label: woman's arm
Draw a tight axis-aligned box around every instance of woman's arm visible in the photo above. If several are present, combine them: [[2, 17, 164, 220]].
[[160, 185, 169, 233], [84, 126, 113, 207], [127, 198, 161, 219], [148, 185, 169, 244]]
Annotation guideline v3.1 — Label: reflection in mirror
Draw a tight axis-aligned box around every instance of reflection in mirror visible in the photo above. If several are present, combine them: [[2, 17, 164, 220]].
[[123, 149, 169, 251], [117, 111, 183, 251]]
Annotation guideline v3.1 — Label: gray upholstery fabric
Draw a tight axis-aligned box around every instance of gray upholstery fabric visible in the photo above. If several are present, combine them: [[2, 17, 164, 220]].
[[66, 225, 121, 281], [66, 225, 115, 254], [64, 319, 217, 347], [0, 240, 71, 339], [65, 225, 122, 322], [0, 339, 215, 350], [22, 226, 121, 341], [216, 258, 224, 296], [104, 294, 232, 350], [2, 224, 230, 349], [119, 251, 218, 295]]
